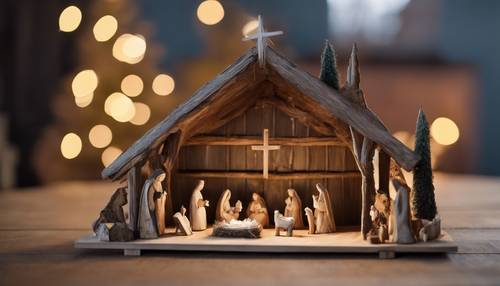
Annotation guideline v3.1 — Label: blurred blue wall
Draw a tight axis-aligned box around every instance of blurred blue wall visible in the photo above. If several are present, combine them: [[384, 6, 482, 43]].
[[439, 0, 500, 175]]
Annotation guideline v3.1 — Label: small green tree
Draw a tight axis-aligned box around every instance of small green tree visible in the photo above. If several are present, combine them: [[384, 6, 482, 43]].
[[319, 40, 340, 90], [412, 109, 437, 220]]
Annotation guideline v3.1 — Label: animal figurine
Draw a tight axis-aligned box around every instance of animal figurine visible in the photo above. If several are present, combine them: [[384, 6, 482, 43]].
[[92, 187, 128, 233], [304, 207, 315, 234], [173, 206, 193, 236], [274, 210, 295, 237], [419, 215, 441, 242]]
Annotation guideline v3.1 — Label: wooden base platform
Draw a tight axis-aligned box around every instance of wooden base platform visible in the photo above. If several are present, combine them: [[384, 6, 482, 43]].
[[75, 228, 457, 259]]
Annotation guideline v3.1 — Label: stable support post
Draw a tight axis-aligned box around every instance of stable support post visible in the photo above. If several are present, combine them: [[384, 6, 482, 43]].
[[379, 251, 395, 259], [124, 249, 141, 256]]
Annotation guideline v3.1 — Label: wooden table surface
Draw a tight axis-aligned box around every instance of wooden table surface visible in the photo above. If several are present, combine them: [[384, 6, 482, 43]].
[[1, 173, 500, 286]]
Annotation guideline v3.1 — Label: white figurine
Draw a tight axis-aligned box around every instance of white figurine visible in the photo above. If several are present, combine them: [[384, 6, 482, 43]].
[[274, 210, 294, 237], [391, 180, 415, 244], [138, 169, 166, 239], [284, 188, 304, 229], [312, 183, 336, 234], [419, 215, 441, 242], [189, 180, 209, 231], [216, 189, 242, 222]]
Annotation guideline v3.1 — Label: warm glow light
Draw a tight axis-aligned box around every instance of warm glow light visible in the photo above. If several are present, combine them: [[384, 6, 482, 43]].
[[60, 133, 82, 159], [88, 124, 112, 148], [101, 146, 122, 167], [242, 19, 259, 36], [197, 0, 224, 25], [152, 74, 175, 96], [130, 102, 151, 125], [121, 74, 143, 97], [59, 6, 82, 32], [112, 34, 146, 64], [93, 15, 118, 42], [431, 117, 460, 146], [72, 70, 98, 98], [104, 92, 135, 122], [74, 93, 94, 108]]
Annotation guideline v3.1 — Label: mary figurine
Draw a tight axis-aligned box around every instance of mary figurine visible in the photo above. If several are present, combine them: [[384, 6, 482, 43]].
[[138, 169, 166, 239]]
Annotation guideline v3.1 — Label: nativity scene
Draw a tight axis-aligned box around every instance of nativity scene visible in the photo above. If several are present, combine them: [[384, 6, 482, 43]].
[[76, 16, 455, 258]]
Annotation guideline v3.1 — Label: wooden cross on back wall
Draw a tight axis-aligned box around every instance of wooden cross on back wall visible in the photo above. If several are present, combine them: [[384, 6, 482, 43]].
[[251, 129, 280, 179]]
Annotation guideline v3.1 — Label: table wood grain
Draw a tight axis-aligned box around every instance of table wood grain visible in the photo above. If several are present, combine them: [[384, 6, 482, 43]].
[[1, 173, 500, 286]]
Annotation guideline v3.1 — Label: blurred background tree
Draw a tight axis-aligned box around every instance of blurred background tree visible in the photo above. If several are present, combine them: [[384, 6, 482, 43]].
[[34, 0, 175, 182]]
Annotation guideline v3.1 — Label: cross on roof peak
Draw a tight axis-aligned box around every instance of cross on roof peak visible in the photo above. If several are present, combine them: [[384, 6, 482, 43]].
[[242, 15, 283, 67]]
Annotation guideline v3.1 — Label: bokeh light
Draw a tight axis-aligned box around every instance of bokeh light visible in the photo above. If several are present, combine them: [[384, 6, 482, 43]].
[[59, 6, 82, 32], [93, 15, 118, 42], [197, 0, 224, 25], [242, 19, 259, 36], [104, 92, 136, 122], [121, 74, 143, 97], [60, 133, 82, 159], [88, 124, 112, 148], [130, 102, 151, 126], [101, 146, 123, 167], [72, 70, 98, 98], [431, 117, 460, 146], [74, 93, 94, 108], [112, 34, 146, 64], [152, 74, 175, 96]]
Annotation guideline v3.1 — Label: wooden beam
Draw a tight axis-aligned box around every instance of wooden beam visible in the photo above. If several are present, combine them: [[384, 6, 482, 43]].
[[127, 166, 141, 234], [185, 135, 344, 146], [266, 47, 419, 171], [175, 171, 360, 180]]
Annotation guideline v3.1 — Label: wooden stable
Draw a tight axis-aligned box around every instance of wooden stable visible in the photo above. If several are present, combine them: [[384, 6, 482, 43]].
[[101, 46, 418, 235], [77, 43, 460, 257]]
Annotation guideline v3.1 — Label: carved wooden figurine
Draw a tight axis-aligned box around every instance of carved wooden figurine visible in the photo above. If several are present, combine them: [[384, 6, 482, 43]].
[[419, 215, 441, 242], [216, 189, 242, 222], [92, 187, 128, 233], [391, 179, 415, 244], [189, 180, 209, 231], [173, 206, 193, 236], [274, 210, 294, 237], [246, 192, 269, 227], [304, 207, 315, 234], [312, 183, 336, 233], [284, 188, 304, 229], [138, 169, 166, 239], [368, 192, 391, 244]]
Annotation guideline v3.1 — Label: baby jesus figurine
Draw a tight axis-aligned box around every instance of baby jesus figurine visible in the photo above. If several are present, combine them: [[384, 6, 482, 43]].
[[216, 189, 242, 222]]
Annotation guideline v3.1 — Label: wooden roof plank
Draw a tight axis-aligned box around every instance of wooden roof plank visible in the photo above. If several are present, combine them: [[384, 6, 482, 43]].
[[101, 47, 259, 179], [265, 48, 419, 171]]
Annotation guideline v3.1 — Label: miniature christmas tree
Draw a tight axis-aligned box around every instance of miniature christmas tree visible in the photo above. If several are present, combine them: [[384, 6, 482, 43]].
[[319, 40, 340, 90], [412, 109, 437, 220]]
